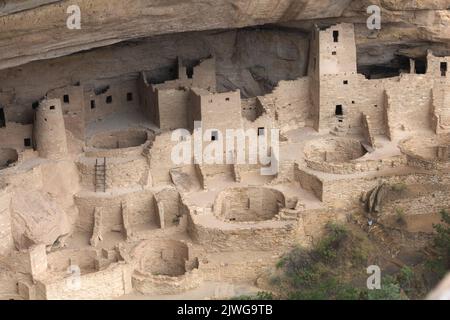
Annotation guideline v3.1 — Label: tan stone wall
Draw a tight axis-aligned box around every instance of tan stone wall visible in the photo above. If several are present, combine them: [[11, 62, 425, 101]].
[[213, 187, 285, 222], [47, 248, 97, 273], [187, 89, 202, 131], [188, 220, 297, 253], [28, 244, 47, 279], [0, 186, 13, 255], [74, 190, 157, 232], [431, 81, 450, 134], [187, 212, 297, 253], [318, 73, 395, 133], [41, 263, 131, 300], [318, 23, 357, 76], [308, 26, 321, 130], [255, 78, 310, 131], [157, 88, 190, 130], [154, 187, 182, 228], [295, 165, 323, 200], [0, 122, 33, 151], [34, 98, 68, 159], [320, 171, 450, 209], [149, 131, 192, 186], [191, 57, 216, 92], [197, 89, 243, 134], [385, 74, 433, 138], [47, 85, 85, 140], [426, 52, 450, 79], [84, 79, 140, 123], [361, 113, 375, 147], [305, 156, 406, 175]]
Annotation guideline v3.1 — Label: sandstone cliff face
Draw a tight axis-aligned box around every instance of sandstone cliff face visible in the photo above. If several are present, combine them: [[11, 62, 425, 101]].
[[0, 0, 449, 70]]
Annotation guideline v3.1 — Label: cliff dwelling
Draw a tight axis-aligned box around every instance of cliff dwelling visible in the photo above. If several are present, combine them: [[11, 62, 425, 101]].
[[0, 1, 450, 302]]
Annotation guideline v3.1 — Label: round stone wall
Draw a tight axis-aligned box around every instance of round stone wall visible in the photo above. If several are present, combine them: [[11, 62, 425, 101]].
[[304, 137, 367, 163], [88, 129, 149, 150]]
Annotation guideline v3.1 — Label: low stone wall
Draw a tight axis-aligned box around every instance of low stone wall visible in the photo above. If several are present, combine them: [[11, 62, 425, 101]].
[[77, 156, 149, 190], [74, 189, 157, 232], [130, 239, 201, 294], [37, 262, 132, 300], [85, 129, 154, 158], [304, 155, 406, 175], [304, 137, 366, 163], [295, 164, 323, 200], [47, 248, 98, 273], [400, 136, 450, 170], [132, 269, 202, 295], [213, 186, 285, 222], [187, 213, 297, 253], [84, 143, 147, 159]]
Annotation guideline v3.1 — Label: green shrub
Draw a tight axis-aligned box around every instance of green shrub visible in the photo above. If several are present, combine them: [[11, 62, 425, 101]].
[[391, 183, 407, 192], [312, 222, 348, 263], [367, 276, 405, 300], [395, 208, 407, 226], [428, 210, 450, 278]]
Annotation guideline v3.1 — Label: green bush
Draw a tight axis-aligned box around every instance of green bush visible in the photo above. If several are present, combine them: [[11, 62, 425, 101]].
[[367, 276, 405, 300], [428, 210, 450, 278], [312, 222, 348, 263], [391, 183, 407, 192]]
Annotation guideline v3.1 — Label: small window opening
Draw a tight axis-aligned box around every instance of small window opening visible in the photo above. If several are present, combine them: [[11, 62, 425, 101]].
[[441, 62, 447, 77], [127, 92, 133, 101], [32, 101, 39, 109], [24, 138, 31, 147], [106, 96, 112, 104], [186, 66, 194, 79], [63, 94, 70, 104], [225, 97, 230, 101], [352, 101, 355, 104], [211, 130, 219, 141], [343, 80, 348, 85], [49, 106, 55, 110], [258, 127, 265, 136], [0, 108, 5, 128], [90, 100, 96, 109], [333, 30, 339, 43], [332, 51, 337, 55], [415, 58, 427, 74], [335, 105, 343, 116]]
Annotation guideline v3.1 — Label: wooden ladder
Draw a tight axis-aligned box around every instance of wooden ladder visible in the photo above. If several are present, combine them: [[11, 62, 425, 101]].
[[95, 157, 106, 192]]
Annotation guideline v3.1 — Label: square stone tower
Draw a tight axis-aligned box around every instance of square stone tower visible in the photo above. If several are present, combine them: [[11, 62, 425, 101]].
[[309, 23, 358, 131]]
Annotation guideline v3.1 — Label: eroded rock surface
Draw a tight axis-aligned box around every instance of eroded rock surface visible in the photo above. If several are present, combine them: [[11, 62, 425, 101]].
[[0, 0, 449, 70]]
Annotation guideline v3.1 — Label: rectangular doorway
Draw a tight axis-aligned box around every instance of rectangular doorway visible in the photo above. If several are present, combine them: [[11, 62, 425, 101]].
[[0, 108, 5, 128]]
